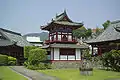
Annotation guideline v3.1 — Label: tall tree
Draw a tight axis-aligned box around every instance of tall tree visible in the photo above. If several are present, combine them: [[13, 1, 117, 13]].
[[73, 26, 87, 39], [102, 20, 111, 30], [72, 26, 92, 39], [86, 28, 92, 38], [95, 27, 103, 36]]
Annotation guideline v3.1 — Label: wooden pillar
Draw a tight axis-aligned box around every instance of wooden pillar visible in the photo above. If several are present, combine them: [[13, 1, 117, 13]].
[[56, 32, 58, 41], [98, 45, 102, 56], [92, 45, 94, 56], [61, 32, 62, 41], [49, 33, 50, 41], [16, 56, 20, 65], [53, 48, 54, 60]]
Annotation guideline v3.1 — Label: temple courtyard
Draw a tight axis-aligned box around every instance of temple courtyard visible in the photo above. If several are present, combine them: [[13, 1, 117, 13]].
[[0, 66, 120, 80]]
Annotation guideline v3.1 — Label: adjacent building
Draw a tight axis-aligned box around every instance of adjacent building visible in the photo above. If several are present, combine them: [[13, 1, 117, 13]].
[[24, 33, 43, 47], [0, 28, 31, 65], [87, 20, 120, 56]]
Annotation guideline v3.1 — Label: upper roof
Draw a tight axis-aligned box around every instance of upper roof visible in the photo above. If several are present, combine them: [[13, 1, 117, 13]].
[[41, 10, 83, 30], [0, 28, 32, 47], [87, 20, 120, 44]]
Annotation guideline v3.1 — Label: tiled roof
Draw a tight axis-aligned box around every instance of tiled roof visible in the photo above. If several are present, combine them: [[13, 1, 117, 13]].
[[41, 10, 83, 30], [41, 43, 89, 49], [87, 20, 120, 44], [0, 28, 32, 47], [54, 21, 83, 26], [0, 40, 14, 46]]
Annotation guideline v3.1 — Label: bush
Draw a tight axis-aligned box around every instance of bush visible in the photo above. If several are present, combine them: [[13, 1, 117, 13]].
[[82, 49, 92, 60], [8, 56, 16, 65], [0, 55, 8, 66], [24, 46, 38, 58], [26, 48, 52, 70], [102, 50, 120, 71], [28, 48, 47, 65]]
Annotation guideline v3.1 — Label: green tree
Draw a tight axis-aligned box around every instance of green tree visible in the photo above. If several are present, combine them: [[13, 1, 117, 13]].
[[28, 48, 47, 65], [102, 20, 111, 30], [73, 26, 87, 39], [102, 50, 120, 71], [73, 26, 92, 39], [86, 28, 92, 38], [24, 46, 38, 58], [95, 27, 103, 36]]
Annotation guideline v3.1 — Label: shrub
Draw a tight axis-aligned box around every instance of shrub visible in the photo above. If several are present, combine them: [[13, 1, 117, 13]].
[[8, 56, 16, 65], [28, 48, 47, 65], [82, 49, 92, 60], [102, 50, 120, 71], [26, 48, 52, 70], [27, 63, 48, 70], [44, 63, 52, 69], [0, 54, 8, 66], [24, 46, 38, 58]]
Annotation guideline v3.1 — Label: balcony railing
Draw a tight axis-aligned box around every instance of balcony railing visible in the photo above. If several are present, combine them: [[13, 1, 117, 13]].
[[45, 39, 77, 44]]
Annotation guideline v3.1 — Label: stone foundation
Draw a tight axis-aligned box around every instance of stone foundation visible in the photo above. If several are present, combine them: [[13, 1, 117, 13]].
[[51, 61, 82, 69]]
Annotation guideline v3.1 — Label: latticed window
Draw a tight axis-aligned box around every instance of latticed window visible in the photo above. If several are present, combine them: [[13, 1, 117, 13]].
[[60, 48, 75, 55]]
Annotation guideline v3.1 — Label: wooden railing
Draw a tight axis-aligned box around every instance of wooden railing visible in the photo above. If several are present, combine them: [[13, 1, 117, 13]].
[[45, 39, 77, 44]]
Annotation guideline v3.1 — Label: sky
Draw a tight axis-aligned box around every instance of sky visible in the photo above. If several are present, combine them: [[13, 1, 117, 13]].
[[0, 0, 120, 35]]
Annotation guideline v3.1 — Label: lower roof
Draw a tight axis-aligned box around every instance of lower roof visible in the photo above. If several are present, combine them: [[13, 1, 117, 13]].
[[41, 43, 89, 49]]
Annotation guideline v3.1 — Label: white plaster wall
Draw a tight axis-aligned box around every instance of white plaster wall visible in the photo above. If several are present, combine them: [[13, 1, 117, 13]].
[[68, 35, 72, 41], [51, 48, 53, 60], [76, 49, 81, 60], [68, 55, 75, 60], [54, 48, 59, 60], [26, 36, 41, 42], [58, 35, 61, 41], [60, 55, 67, 60]]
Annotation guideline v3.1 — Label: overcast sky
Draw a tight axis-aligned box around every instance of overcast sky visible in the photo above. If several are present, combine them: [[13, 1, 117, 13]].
[[0, 0, 120, 34]]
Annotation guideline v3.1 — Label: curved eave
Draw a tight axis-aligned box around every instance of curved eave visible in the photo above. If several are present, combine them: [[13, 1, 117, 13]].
[[0, 40, 15, 47], [54, 21, 83, 26], [41, 21, 83, 31]]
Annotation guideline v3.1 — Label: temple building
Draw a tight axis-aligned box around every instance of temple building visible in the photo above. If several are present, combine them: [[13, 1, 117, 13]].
[[41, 11, 88, 68], [0, 28, 31, 65], [87, 20, 120, 56]]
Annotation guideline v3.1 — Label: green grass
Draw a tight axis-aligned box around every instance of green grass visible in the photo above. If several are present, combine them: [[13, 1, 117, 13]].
[[0, 66, 27, 80], [38, 69, 120, 80]]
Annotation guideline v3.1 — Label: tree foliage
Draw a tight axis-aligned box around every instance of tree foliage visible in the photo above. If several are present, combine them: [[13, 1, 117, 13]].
[[28, 48, 47, 65], [24, 48, 51, 70], [86, 28, 92, 37], [24, 46, 38, 58], [0, 55, 8, 66], [95, 27, 102, 36], [72, 26, 92, 39], [102, 50, 120, 71], [102, 20, 111, 30]]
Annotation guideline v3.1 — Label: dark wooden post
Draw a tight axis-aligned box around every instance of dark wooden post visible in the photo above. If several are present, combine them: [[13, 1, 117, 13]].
[[98, 45, 102, 56], [56, 32, 58, 41], [91, 45, 94, 56]]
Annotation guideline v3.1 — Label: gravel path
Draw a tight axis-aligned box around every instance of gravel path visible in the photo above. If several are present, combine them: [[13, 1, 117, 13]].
[[10, 66, 59, 80]]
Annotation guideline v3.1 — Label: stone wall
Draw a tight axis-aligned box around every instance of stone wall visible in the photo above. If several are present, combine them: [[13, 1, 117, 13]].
[[51, 61, 82, 69]]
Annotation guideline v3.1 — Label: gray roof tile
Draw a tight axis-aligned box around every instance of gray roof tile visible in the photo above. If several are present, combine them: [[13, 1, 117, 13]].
[[0, 28, 32, 47], [87, 20, 120, 44]]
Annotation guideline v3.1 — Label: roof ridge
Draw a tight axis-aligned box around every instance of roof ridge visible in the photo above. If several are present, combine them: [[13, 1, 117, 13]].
[[111, 20, 120, 24], [0, 28, 21, 36]]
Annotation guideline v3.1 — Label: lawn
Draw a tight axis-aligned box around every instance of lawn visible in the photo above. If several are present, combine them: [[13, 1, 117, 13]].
[[0, 66, 27, 80], [38, 69, 120, 80]]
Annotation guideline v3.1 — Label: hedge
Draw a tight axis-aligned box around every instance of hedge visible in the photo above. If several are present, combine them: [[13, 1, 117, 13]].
[[0, 54, 8, 66], [24, 46, 38, 58]]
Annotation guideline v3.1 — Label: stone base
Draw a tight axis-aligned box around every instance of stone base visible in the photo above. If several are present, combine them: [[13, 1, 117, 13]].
[[80, 71, 93, 76], [51, 60, 82, 69]]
